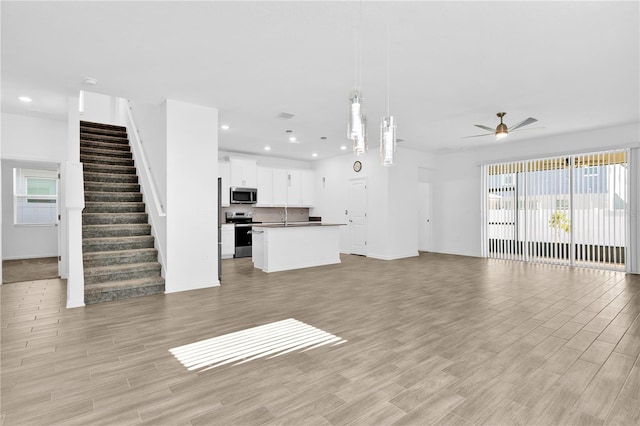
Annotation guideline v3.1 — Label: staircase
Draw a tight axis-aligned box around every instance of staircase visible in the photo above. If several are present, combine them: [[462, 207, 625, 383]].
[[80, 121, 165, 304]]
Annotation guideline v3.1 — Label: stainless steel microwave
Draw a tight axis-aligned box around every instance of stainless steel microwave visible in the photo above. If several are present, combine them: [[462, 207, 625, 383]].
[[230, 187, 258, 204]]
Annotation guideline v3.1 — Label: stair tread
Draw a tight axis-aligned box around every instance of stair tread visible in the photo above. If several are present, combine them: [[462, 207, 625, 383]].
[[81, 147, 132, 156], [83, 235, 154, 242], [84, 261, 161, 275], [80, 121, 126, 132], [84, 276, 165, 293], [83, 248, 158, 259], [83, 223, 150, 229]]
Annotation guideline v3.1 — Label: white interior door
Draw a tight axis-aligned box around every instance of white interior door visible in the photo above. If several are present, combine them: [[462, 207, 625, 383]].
[[418, 182, 433, 252], [349, 178, 367, 255]]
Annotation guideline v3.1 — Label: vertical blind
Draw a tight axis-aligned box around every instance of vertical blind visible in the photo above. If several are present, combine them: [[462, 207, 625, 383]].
[[482, 149, 628, 271]]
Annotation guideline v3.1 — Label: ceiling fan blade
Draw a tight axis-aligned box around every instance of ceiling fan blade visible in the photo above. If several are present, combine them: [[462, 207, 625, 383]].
[[510, 126, 545, 134], [474, 124, 495, 132], [461, 133, 494, 138], [509, 117, 538, 131]]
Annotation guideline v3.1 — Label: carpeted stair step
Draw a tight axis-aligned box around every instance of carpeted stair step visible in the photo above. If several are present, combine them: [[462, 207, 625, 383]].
[[80, 125, 128, 138], [84, 276, 165, 305], [83, 248, 159, 268], [83, 171, 138, 184], [84, 202, 145, 213], [83, 163, 136, 175], [80, 133, 130, 145], [84, 181, 140, 193], [80, 120, 163, 305], [83, 262, 162, 285], [81, 154, 134, 167], [81, 139, 131, 151], [81, 147, 133, 159], [83, 235, 155, 252], [85, 191, 142, 203], [83, 223, 151, 238], [83, 212, 148, 225], [80, 121, 126, 132]]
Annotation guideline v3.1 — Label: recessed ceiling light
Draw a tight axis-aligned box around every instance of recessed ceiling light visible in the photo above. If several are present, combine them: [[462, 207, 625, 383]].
[[264, 146, 271, 151], [312, 153, 318, 157], [289, 136, 296, 142], [83, 77, 98, 85], [19, 96, 32, 103], [340, 146, 347, 150], [220, 125, 230, 130]]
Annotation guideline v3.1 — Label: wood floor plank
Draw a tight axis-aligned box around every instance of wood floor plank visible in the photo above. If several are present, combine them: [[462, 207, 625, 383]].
[[1, 254, 639, 425]]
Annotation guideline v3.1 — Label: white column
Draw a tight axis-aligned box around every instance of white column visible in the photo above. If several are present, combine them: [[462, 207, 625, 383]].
[[65, 95, 85, 308], [165, 100, 219, 292]]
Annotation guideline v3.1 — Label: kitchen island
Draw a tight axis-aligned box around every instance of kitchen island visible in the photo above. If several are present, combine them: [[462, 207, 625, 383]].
[[251, 223, 345, 273]]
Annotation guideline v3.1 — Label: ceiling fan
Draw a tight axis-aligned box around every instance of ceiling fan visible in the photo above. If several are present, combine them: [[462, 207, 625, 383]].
[[463, 112, 540, 139]]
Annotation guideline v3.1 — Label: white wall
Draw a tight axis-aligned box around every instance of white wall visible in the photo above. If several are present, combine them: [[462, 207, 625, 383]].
[[81, 91, 121, 125], [218, 150, 313, 171], [129, 100, 168, 210], [165, 100, 219, 292], [312, 146, 432, 259], [1, 113, 67, 262], [1, 112, 67, 162], [431, 122, 640, 259]]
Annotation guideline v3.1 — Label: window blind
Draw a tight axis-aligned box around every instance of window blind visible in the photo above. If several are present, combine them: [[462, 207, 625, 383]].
[[482, 149, 628, 271]]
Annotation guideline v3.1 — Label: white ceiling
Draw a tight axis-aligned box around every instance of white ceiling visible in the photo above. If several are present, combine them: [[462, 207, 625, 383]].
[[2, 1, 638, 161]]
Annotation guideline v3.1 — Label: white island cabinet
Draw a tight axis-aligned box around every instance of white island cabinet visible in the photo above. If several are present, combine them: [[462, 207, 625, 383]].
[[252, 223, 344, 273]]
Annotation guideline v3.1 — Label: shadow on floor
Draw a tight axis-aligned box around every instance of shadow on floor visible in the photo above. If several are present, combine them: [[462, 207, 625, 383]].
[[2, 257, 59, 284]]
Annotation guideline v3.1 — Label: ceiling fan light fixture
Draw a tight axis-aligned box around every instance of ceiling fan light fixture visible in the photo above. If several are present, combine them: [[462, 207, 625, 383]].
[[495, 123, 509, 139]]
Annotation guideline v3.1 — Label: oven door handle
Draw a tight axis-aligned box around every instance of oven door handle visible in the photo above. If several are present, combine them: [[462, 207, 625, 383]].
[[248, 230, 264, 235]]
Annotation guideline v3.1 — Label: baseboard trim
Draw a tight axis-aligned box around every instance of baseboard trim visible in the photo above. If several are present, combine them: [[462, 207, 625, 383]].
[[2, 254, 58, 261]]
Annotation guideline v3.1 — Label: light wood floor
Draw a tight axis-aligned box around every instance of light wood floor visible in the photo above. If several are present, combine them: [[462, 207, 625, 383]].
[[1, 253, 639, 425], [2, 257, 58, 284]]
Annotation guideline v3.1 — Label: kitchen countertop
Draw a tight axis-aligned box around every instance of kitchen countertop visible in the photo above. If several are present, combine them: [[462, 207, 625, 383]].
[[252, 222, 346, 228]]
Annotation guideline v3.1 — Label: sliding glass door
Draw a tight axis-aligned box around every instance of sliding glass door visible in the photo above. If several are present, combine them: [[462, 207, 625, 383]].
[[483, 149, 628, 271]]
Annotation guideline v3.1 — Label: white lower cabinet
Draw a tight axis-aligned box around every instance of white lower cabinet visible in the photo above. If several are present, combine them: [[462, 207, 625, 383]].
[[221, 224, 235, 259]]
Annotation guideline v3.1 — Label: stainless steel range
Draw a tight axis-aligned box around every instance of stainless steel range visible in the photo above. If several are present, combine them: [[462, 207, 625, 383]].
[[225, 212, 261, 258]]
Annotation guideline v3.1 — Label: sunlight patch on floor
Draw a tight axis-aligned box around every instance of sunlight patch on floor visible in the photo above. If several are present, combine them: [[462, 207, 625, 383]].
[[169, 318, 346, 371]]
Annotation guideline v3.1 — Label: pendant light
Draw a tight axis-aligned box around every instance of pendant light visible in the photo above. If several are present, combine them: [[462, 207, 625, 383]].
[[380, 21, 396, 166], [348, 1, 367, 155]]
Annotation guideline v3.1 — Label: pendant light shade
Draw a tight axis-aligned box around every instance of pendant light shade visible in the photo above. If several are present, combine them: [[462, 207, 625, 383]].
[[380, 116, 396, 166], [353, 115, 367, 156], [348, 91, 363, 141]]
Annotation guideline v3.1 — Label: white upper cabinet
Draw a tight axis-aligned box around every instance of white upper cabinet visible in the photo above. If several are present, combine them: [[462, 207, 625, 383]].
[[272, 169, 289, 206], [218, 161, 231, 207], [300, 170, 315, 207], [287, 170, 302, 206], [256, 167, 273, 207], [226, 160, 315, 208], [229, 158, 257, 188]]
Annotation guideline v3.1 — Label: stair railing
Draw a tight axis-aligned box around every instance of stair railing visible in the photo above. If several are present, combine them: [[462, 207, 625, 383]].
[[122, 98, 167, 274]]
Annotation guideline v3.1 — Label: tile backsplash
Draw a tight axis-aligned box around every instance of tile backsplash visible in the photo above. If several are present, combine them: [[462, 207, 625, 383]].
[[221, 207, 309, 223]]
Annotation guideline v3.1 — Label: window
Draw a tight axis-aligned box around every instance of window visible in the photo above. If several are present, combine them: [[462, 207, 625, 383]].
[[14, 168, 58, 225], [483, 149, 628, 271]]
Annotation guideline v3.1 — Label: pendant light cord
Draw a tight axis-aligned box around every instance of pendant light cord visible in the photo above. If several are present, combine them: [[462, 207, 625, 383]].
[[359, 1, 363, 91], [386, 21, 390, 116]]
